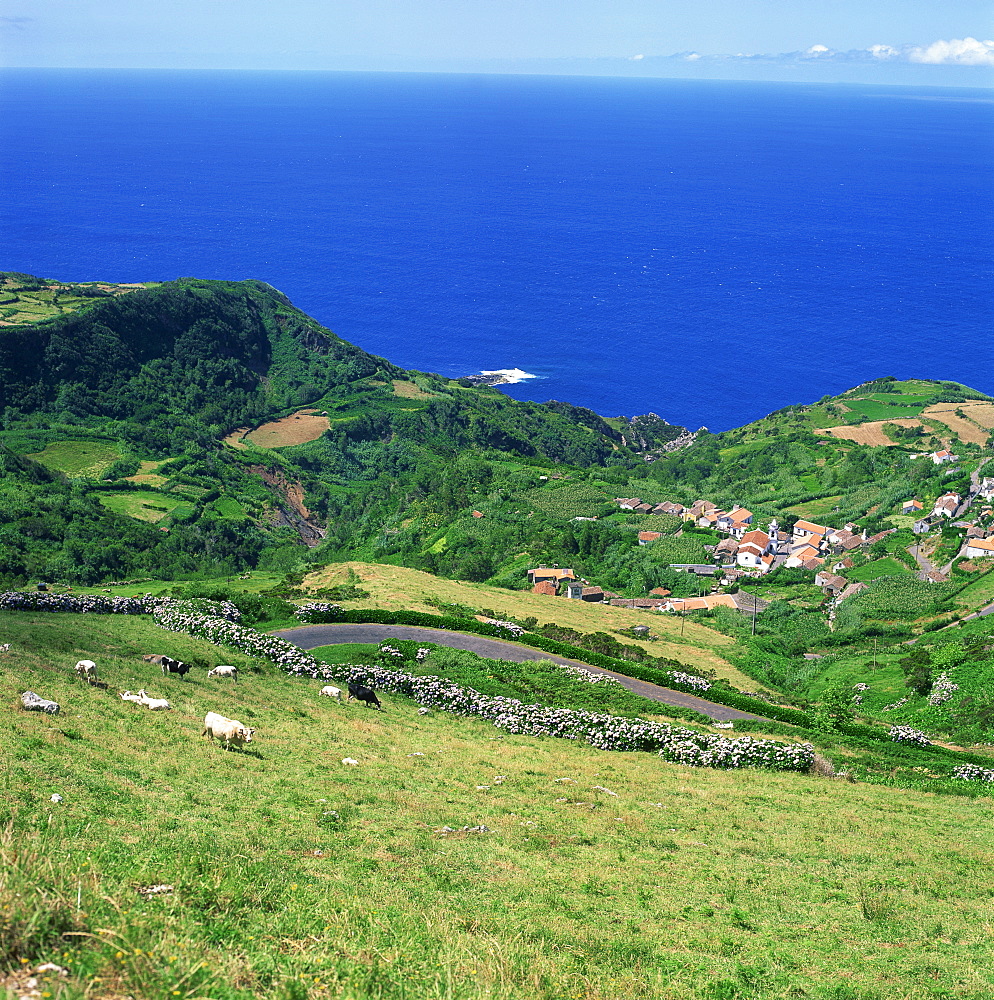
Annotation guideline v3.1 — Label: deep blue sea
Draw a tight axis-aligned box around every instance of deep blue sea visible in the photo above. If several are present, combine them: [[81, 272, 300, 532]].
[[1, 69, 992, 430]]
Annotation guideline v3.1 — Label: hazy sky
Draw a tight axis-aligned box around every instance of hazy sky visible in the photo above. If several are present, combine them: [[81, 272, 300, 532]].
[[2, 0, 993, 83]]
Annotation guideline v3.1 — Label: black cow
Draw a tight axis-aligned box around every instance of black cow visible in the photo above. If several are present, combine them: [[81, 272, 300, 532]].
[[160, 657, 192, 678], [347, 683, 383, 710]]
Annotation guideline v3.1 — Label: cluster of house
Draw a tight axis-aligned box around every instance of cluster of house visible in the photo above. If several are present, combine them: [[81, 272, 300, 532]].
[[526, 566, 767, 615], [539, 475, 994, 615]]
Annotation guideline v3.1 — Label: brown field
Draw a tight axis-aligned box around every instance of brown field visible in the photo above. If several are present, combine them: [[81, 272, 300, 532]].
[[392, 378, 433, 399], [222, 427, 249, 449], [303, 561, 762, 690], [924, 403, 992, 445], [125, 459, 168, 486], [244, 409, 331, 448], [815, 418, 921, 447], [959, 401, 994, 429]]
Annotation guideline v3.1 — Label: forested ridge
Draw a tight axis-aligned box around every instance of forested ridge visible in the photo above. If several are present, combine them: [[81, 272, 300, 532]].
[[0, 274, 689, 584]]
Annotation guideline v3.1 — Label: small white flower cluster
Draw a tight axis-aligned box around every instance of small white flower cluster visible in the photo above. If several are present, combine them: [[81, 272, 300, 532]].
[[853, 683, 869, 692], [153, 607, 814, 773], [416, 648, 432, 662], [928, 673, 960, 707], [889, 725, 931, 747], [664, 670, 712, 693], [482, 618, 526, 638], [881, 697, 909, 712], [952, 764, 994, 783], [378, 643, 404, 659], [554, 663, 623, 687], [293, 602, 344, 623]]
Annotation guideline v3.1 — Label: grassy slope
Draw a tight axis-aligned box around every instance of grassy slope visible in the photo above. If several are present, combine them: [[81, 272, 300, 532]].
[[3, 610, 994, 1000], [301, 561, 753, 689]]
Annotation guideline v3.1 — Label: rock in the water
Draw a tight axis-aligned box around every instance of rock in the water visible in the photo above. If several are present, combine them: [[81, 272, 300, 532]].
[[21, 691, 60, 714]]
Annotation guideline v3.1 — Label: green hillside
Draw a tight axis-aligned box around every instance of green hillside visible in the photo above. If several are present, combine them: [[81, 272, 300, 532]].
[[3, 609, 994, 1000], [2, 273, 993, 758]]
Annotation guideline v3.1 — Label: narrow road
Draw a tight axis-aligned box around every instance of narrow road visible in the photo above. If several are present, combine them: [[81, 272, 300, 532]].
[[907, 542, 938, 576], [275, 623, 765, 722]]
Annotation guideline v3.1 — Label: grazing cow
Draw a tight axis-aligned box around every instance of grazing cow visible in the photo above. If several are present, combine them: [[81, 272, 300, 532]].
[[347, 683, 383, 711], [74, 659, 98, 683], [160, 658, 191, 678], [319, 685, 343, 703], [136, 690, 171, 711], [202, 711, 256, 751], [142, 654, 169, 665], [207, 665, 238, 682]]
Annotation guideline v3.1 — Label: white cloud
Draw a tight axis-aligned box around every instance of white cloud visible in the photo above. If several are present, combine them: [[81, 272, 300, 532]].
[[908, 37, 994, 67], [661, 37, 994, 69], [628, 53, 644, 61], [868, 44, 899, 60]]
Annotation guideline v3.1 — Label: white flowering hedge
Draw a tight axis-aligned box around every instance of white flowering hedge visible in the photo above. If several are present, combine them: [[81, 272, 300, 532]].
[[1, 591, 154, 615], [953, 764, 994, 783], [293, 602, 345, 623], [889, 725, 932, 747], [555, 663, 624, 687], [480, 618, 526, 638], [152, 606, 814, 773], [664, 670, 713, 694], [0, 591, 241, 621]]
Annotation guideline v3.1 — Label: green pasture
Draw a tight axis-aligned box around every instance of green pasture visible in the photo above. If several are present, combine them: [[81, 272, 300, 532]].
[[785, 495, 843, 521], [97, 489, 195, 524], [953, 565, 994, 609], [2, 610, 994, 1000], [843, 399, 926, 421], [847, 557, 912, 583], [25, 439, 121, 478], [523, 481, 611, 519], [210, 496, 247, 519]]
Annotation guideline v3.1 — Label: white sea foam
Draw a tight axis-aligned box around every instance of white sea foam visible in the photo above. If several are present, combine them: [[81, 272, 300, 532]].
[[480, 368, 538, 384]]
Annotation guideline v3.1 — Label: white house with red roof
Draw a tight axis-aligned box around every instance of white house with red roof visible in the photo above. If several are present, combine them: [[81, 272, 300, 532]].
[[965, 537, 994, 560], [736, 529, 775, 573]]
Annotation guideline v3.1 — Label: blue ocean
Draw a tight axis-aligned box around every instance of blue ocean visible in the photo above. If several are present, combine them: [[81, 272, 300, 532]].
[[1, 69, 991, 430]]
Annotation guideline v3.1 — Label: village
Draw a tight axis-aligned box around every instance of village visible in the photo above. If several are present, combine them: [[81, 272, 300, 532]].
[[526, 457, 994, 621]]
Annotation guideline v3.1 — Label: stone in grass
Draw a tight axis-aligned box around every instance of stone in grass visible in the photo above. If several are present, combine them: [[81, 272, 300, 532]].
[[21, 691, 59, 715]]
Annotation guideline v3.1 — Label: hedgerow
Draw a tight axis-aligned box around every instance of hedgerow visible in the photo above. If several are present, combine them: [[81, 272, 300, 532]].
[[152, 604, 815, 773]]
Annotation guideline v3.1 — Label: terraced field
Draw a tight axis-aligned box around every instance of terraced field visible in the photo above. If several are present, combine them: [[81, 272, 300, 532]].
[[244, 409, 332, 448], [97, 489, 195, 524], [25, 439, 121, 477]]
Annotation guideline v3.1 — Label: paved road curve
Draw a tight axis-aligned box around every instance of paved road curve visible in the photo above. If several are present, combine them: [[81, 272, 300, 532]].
[[275, 623, 764, 723]]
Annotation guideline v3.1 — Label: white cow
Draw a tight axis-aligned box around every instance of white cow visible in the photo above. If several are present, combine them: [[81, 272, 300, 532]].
[[119, 690, 144, 703], [202, 711, 256, 751], [74, 659, 98, 683], [207, 665, 238, 682], [319, 685, 343, 703], [136, 690, 171, 711]]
